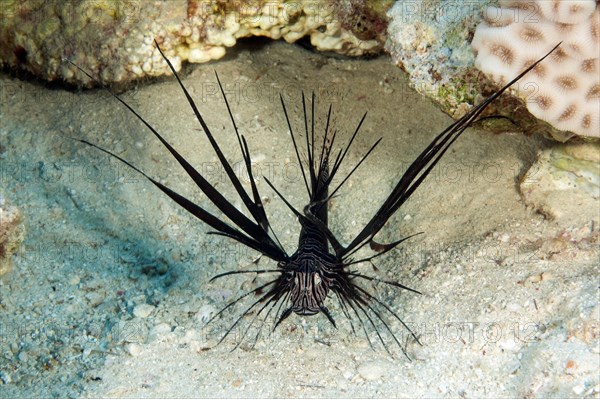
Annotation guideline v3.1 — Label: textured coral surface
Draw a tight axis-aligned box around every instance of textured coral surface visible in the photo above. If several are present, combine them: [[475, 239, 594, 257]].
[[472, 0, 600, 138], [386, 0, 600, 141], [520, 143, 600, 229], [386, 1, 496, 118], [0, 0, 390, 86]]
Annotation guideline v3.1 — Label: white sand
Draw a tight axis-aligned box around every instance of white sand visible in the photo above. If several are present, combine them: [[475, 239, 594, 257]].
[[0, 41, 597, 398]]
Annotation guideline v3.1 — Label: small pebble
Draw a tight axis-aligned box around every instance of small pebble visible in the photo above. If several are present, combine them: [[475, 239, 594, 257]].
[[0, 371, 12, 384], [231, 379, 242, 388], [357, 360, 390, 381], [82, 346, 92, 358], [506, 302, 521, 312], [572, 384, 586, 395], [250, 153, 266, 163], [17, 351, 28, 363], [151, 323, 172, 336], [133, 303, 155, 318], [69, 275, 80, 285], [85, 292, 105, 307], [498, 338, 520, 353], [525, 273, 542, 284], [126, 343, 142, 357], [195, 305, 216, 324], [182, 329, 199, 344], [540, 271, 553, 281], [335, 375, 349, 390]]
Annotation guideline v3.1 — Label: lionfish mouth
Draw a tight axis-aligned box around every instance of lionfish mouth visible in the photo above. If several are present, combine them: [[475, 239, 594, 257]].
[[67, 40, 562, 358], [295, 308, 319, 316]]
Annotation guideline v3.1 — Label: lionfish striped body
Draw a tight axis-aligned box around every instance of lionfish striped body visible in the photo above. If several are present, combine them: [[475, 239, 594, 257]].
[[267, 143, 334, 320], [69, 41, 560, 358]]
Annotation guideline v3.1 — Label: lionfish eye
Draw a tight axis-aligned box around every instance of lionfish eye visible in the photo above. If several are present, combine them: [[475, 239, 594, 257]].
[[285, 272, 294, 283]]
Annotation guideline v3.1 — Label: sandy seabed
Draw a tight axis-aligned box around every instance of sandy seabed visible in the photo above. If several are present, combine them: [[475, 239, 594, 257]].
[[1, 41, 598, 398]]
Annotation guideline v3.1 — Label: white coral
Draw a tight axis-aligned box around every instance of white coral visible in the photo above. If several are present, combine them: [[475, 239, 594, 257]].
[[472, 0, 599, 138]]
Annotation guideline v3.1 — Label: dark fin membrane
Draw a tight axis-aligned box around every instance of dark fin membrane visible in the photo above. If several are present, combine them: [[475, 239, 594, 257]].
[[65, 42, 288, 263], [341, 42, 562, 260], [66, 40, 561, 355]]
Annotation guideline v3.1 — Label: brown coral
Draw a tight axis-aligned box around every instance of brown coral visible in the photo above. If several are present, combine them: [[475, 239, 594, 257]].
[[0, 198, 25, 276], [0, 0, 387, 86]]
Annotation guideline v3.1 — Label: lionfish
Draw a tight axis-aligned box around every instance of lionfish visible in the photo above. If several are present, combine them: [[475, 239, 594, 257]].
[[68, 41, 560, 358]]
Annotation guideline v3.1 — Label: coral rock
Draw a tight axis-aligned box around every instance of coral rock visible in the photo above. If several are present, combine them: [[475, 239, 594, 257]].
[[472, 0, 600, 138], [0, 0, 391, 86], [520, 143, 600, 233], [386, 0, 491, 118], [0, 196, 25, 276], [386, 0, 599, 141]]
